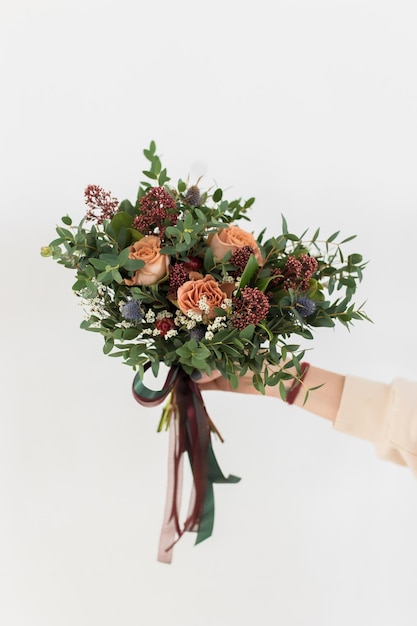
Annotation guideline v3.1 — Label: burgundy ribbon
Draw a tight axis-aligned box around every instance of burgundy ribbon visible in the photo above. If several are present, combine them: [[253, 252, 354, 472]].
[[132, 365, 240, 563]]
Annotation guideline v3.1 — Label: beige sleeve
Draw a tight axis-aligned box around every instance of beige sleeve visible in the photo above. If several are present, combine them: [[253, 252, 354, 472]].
[[334, 376, 417, 473]]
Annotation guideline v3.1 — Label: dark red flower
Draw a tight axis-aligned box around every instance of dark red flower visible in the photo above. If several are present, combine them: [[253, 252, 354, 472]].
[[155, 318, 175, 336], [184, 256, 203, 272]]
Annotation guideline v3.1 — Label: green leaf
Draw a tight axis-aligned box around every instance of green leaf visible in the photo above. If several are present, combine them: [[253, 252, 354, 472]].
[[103, 339, 114, 355], [229, 373, 239, 390], [313, 312, 335, 328], [239, 324, 255, 340], [256, 274, 277, 292], [72, 278, 87, 291], [110, 211, 134, 234], [165, 226, 180, 237], [151, 156, 162, 175], [117, 247, 131, 266], [117, 200, 137, 217], [340, 234, 356, 244], [89, 258, 107, 270], [213, 188, 223, 202], [238, 254, 259, 291], [117, 227, 127, 248], [195, 208, 207, 223], [253, 374, 265, 395], [62, 215, 72, 226], [144, 141, 156, 160], [99, 253, 118, 265], [111, 269, 123, 282], [178, 179, 187, 193], [190, 359, 211, 373], [159, 246, 177, 255], [311, 227, 320, 242], [175, 343, 192, 359], [122, 328, 140, 340], [184, 212, 194, 229], [158, 169, 170, 185], [348, 253, 363, 265], [142, 170, 158, 180], [327, 231, 340, 243], [97, 270, 113, 284], [257, 321, 274, 341], [124, 258, 145, 270], [56, 226, 74, 240], [127, 228, 142, 242], [151, 359, 160, 377]]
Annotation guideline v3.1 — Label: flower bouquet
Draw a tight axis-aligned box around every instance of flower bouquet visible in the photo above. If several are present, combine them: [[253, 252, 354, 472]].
[[42, 141, 369, 562]]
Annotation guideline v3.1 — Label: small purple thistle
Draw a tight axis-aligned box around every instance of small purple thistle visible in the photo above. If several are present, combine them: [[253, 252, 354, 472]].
[[294, 296, 316, 318], [189, 326, 205, 342], [184, 185, 201, 207], [121, 299, 143, 322]]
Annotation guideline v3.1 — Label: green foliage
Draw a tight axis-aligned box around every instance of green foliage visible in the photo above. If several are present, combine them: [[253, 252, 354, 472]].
[[42, 140, 371, 396]]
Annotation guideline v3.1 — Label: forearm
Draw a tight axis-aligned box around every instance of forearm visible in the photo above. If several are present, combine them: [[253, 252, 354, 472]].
[[200, 364, 417, 474], [198, 363, 346, 422], [284, 365, 346, 422]]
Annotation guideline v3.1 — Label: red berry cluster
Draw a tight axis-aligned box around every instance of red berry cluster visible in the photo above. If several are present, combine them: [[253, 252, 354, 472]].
[[169, 263, 190, 293], [232, 287, 270, 330], [133, 186, 178, 236], [230, 246, 254, 275], [272, 254, 318, 291], [84, 185, 119, 224]]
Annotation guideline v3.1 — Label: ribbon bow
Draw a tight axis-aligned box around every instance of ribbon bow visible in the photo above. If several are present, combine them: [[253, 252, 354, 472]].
[[132, 365, 240, 563]]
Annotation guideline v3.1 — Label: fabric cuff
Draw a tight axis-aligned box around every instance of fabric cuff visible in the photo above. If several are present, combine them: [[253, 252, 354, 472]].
[[333, 375, 391, 443]]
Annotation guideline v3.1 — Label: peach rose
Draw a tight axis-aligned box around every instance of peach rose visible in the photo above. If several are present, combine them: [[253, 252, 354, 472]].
[[124, 235, 170, 286], [177, 274, 229, 320], [208, 225, 264, 266]]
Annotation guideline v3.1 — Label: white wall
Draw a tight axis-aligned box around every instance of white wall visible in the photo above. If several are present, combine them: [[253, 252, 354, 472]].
[[1, 1, 417, 625]]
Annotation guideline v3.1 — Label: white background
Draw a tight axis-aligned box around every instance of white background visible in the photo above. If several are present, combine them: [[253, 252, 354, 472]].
[[1, 1, 417, 624]]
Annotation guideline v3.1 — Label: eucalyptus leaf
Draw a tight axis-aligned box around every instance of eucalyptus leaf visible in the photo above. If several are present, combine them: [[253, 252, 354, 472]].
[[238, 254, 259, 291], [111, 211, 134, 233]]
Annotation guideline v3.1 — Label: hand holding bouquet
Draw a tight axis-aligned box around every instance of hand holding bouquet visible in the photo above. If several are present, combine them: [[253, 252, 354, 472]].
[[42, 141, 369, 562]]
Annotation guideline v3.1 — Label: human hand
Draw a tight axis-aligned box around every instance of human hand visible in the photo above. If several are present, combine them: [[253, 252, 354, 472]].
[[197, 364, 344, 423], [196, 367, 287, 398]]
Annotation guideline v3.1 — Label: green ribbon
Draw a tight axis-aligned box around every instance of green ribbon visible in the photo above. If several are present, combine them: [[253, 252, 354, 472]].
[[132, 364, 240, 558]]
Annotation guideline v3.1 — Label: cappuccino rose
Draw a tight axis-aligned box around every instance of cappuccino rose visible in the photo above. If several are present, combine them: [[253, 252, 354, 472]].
[[177, 275, 229, 320], [208, 225, 264, 266], [124, 236, 170, 286]]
